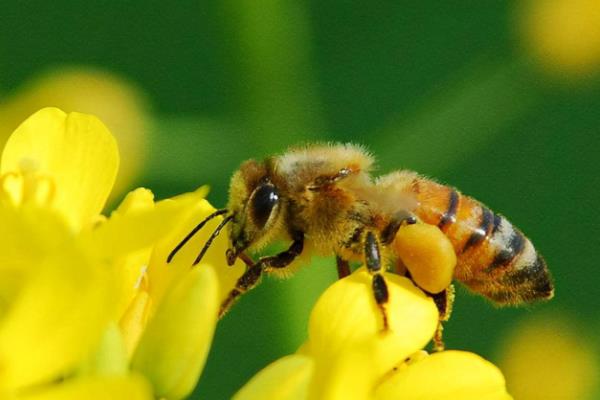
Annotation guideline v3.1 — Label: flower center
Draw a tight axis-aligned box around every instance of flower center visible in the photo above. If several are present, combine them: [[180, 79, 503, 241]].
[[0, 158, 56, 206]]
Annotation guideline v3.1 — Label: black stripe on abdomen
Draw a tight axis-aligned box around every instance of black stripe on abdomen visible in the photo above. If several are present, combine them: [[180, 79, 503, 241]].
[[487, 227, 526, 271], [503, 253, 545, 285], [463, 206, 493, 252], [438, 190, 459, 229], [503, 254, 554, 299], [491, 213, 503, 234]]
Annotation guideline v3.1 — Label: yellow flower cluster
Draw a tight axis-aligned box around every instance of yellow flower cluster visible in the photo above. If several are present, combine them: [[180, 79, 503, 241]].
[[236, 269, 512, 400], [0, 108, 513, 399], [0, 108, 245, 399]]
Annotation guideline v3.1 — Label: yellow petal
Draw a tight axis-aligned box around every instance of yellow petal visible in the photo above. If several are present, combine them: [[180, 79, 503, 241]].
[[0, 204, 69, 271], [308, 268, 438, 378], [132, 264, 219, 400], [113, 187, 154, 214], [16, 374, 152, 400], [234, 355, 313, 400], [0, 206, 69, 321], [1, 108, 118, 230], [119, 290, 152, 360], [91, 188, 190, 258], [77, 323, 128, 377], [88, 188, 172, 317], [0, 226, 115, 390], [90, 187, 212, 321], [375, 350, 512, 400], [308, 344, 380, 400]]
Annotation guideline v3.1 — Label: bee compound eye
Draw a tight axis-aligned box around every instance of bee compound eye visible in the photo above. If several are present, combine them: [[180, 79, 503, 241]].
[[251, 184, 279, 229]]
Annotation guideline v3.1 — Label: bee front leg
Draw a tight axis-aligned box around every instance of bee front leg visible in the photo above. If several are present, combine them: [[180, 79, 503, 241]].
[[219, 234, 304, 318], [365, 231, 390, 331]]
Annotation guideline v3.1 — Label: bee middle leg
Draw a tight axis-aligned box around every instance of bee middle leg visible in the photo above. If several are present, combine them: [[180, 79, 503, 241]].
[[219, 234, 304, 318], [365, 231, 390, 331]]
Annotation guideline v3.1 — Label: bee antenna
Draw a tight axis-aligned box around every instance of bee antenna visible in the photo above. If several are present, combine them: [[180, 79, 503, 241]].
[[192, 214, 233, 266], [167, 209, 228, 263]]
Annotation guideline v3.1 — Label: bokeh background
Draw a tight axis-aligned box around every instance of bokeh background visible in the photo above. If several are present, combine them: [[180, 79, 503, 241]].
[[2, 1, 599, 398]]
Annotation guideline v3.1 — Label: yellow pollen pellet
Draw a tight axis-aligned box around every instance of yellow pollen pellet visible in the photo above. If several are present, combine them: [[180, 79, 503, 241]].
[[393, 223, 457, 294]]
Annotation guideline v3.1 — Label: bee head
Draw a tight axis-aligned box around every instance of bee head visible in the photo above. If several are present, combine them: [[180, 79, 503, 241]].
[[226, 159, 284, 265]]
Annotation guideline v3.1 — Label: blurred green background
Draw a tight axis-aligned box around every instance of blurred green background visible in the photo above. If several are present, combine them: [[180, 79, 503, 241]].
[[2, 1, 599, 399]]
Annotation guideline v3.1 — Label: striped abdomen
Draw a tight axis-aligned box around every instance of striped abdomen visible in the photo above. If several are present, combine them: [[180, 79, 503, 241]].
[[410, 178, 554, 305]]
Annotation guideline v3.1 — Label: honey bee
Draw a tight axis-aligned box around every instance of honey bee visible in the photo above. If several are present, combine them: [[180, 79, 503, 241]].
[[168, 143, 553, 348]]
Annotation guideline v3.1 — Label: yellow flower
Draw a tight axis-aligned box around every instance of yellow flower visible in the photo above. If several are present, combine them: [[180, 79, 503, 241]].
[[1, 107, 119, 230], [0, 108, 150, 398], [120, 190, 246, 399], [235, 269, 512, 400], [519, 0, 600, 77], [0, 68, 150, 199], [498, 313, 599, 400], [0, 108, 243, 399]]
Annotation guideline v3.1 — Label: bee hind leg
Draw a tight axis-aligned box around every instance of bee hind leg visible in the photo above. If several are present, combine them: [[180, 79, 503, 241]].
[[430, 284, 455, 351], [364, 231, 390, 331]]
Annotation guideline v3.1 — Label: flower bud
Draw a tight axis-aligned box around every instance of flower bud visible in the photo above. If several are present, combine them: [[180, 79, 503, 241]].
[[132, 265, 218, 400]]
